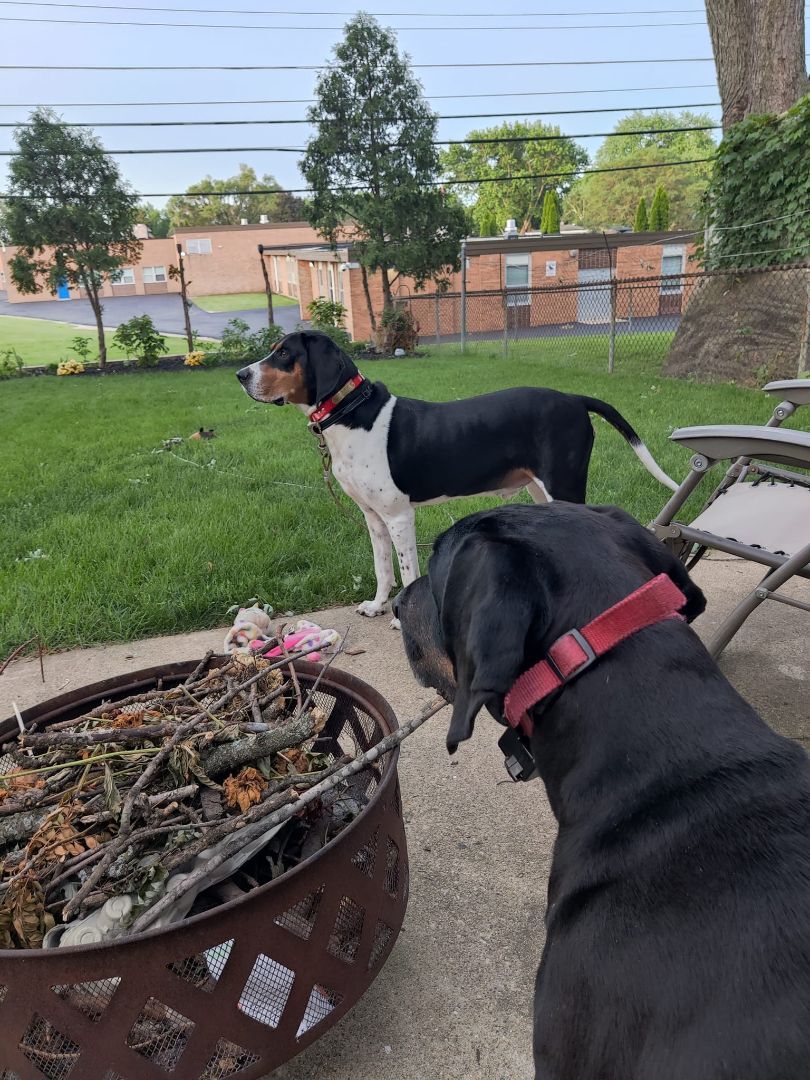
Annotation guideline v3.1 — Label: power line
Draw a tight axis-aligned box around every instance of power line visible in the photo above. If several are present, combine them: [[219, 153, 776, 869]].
[[0, 157, 715, 199], [0, 58, 716, 70], [0, 85, 721, 108], [0, 14, 710, 29], [2, 113, 720, 130], [0, 1, 713, 15]]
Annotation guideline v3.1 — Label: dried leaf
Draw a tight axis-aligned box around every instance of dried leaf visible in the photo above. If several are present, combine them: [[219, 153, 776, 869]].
[[103, 764, 122, 816], [223, 767, 267, 813]]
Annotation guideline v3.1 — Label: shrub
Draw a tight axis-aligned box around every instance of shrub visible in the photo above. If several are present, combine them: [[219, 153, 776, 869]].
[[378, 307, 419, 353], [218, 318, 283, 362], [0, 347, 24, 380], [307, 298, 347, 329], [69, 335, 93, 362], [112, 315, 169, 368], [57, 359, 85, 376], [184, 350, 206, 367], [539, 190, 560, 234]]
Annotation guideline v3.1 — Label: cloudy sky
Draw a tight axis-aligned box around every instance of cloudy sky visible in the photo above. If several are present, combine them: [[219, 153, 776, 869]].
[[1, 1, 796, 205]]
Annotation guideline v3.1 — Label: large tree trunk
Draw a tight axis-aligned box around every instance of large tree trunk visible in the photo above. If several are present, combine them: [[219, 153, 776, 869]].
[[360, 264, 377, 332], [87, 287, 107, 367], [706, 0, 809, 129], [379, 266, 394, 312]]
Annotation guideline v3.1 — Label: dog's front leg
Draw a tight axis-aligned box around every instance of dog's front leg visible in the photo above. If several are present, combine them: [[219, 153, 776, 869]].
[[356, 506, 396, 618], [384, 509, 420, 628]]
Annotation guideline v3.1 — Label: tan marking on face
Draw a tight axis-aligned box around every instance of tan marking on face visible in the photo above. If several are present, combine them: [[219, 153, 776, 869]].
[[256, 362, 308, 404]]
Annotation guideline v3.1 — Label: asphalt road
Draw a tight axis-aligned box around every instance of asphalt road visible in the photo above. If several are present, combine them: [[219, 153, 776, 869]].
[[0, 292, 302, 339]]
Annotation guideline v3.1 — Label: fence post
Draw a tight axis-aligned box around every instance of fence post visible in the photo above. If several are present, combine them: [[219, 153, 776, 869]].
[[608, 278, 617, 373], [627, 286, 633, 330], [502, 288, 509, 358], [460, 239, 467, 353], [434, 294, 441, 345]]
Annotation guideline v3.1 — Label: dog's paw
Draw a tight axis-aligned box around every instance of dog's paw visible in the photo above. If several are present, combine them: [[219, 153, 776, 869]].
[[356, 599, 387, 618], [389, 617, 402, 631]]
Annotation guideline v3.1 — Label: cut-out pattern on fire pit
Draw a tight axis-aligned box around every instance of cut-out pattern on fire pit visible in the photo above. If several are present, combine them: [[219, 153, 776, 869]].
[[351, 828, 379, 878], [238, 954, 294, 1029], [328, 896, 365, 963], [0, 661, 409, 1079], [19, 1014, 80, 1080], [168, 939, 234, 992], [52, 976, 120, 1022], [368, 920, 395, 970], [126, 998, 195, 1072], [201, 1038, 260, 1079], [296, 984, 343, 1038], [273, 887, 324, 941]]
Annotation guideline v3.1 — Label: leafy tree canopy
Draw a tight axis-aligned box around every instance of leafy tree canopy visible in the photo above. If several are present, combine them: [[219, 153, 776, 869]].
[[138, 202, 172, 238], [441, 119, 587, 235], [564, 111, 717, 230], [165, 165, 306, 228], [302, 14, 468, 306]]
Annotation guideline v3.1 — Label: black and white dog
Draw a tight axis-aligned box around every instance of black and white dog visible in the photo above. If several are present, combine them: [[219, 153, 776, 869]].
[[237, 330, 677, 618], [395, 502, 810, 1080]]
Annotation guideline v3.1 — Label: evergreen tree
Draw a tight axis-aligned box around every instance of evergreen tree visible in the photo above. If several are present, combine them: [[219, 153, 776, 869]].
[[539, 190, 561, 233], [633, 196, 649, 231], [649, 185, 670, 230]]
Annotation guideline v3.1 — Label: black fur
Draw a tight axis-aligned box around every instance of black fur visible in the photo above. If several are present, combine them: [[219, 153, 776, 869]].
[[239, 331, 669, 503], [396, 503, 810, 1080]]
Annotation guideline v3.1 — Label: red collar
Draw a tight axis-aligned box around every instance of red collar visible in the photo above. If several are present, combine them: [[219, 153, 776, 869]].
[[504, 574, 687, 737], [309, 374, 365, 425]]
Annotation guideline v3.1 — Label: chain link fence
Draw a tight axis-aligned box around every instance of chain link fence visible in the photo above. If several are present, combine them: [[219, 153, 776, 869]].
[[403, 264, 810, 374]]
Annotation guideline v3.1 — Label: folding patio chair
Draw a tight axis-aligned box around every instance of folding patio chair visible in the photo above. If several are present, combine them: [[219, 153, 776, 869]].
[[651, 379, 810, 658]]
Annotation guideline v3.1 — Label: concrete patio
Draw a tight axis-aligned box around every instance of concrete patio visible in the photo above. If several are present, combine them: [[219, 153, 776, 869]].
[[1, 556, 808, 1079]]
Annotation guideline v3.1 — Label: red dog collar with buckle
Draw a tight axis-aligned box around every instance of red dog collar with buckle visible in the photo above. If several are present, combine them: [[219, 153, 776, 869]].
[[504, 573, 687, 737], [309, 374, 365, 425]]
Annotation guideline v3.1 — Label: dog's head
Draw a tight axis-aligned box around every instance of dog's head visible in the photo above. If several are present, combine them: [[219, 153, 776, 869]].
[[236, 330, 356, 409], [395, 503, 706, 754]]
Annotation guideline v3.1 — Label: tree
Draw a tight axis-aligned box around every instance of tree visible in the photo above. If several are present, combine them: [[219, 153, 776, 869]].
[[441, 120, 587, 235], [272, 190, 308, 222], [706, 0, 808, 130], [648, 185, 670, 230], [539, 189, 560, 234], [302, 14, 468, 325], [138, 202, 171, 238], [165, 165, 291, 228], [3, 109, 142, 366], [633, 196, 649, 231], [567, 111, 717, 230]]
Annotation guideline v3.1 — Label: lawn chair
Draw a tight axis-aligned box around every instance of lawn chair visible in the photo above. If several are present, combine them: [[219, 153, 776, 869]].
[[651, 380, 810, 658]]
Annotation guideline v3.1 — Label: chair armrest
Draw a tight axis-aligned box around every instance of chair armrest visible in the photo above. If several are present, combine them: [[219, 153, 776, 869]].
[[762, 379, 810, 406], [670, 425, 810, 470]]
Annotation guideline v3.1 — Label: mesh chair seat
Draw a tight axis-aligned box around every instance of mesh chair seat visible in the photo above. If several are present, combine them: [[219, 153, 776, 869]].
[[689, 481, 810, 560]]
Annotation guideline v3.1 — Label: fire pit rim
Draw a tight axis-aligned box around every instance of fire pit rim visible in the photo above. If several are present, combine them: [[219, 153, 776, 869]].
[[0, 656, 401, 960]]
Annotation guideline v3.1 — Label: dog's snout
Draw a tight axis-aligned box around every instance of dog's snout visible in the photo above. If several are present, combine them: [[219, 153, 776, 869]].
[[236, 366, 250, 383], [392, 590, 403, 620]]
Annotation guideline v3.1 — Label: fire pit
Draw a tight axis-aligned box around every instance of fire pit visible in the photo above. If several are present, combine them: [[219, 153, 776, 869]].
[[0, 659, 408, 1079]]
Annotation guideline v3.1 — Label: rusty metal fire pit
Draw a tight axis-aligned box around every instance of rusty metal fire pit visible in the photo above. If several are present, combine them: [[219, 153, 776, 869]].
[[0, 659, 408, 1079]]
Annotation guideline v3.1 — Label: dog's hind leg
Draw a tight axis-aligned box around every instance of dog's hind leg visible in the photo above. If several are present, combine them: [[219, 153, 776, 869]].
[[528, 476, 554, 504], [383, 508, 420, 629], [356, 506, 396, 618]]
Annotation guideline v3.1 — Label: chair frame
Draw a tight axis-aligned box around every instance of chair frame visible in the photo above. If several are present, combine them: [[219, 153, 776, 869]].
[[651, 380, 810, 658]]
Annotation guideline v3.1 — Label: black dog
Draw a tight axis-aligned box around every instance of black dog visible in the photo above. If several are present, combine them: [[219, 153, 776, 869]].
[[237, 331, 676, 619], [396, 503, 810, 1080]]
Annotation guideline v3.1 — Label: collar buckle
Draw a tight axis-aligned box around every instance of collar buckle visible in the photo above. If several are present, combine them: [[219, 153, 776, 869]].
[[546, 628, 597, 684]]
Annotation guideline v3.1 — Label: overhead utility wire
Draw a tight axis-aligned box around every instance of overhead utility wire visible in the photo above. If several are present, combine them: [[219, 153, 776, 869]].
[[0, 14, 711, 28], [0, 157, 714, 199], [0, 85, 721, 107], [0, 58, 716, 70], [0, 2, 714, 14]]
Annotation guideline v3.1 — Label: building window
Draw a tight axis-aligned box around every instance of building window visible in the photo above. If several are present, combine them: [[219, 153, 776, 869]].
[[505, 253, 530, 305], [317, 263, 327, 298], [112, 267, 135, 285], [337, 265, 345, 305], [285, 255, 298, 297], [578, 248, 614, 271], [142, 265, 167, 283], [327, 264, 337, 302], [661, 247, 684, 293], [272, 255, 280, 292], [186, 238, 212, 255]]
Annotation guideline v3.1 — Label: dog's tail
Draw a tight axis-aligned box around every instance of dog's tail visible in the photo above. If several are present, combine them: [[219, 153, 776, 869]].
[[578, 396, 678, 492]]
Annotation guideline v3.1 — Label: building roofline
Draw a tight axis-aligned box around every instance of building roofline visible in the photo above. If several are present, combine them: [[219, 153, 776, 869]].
[[172, 220, 315, 235], [463, 230, 694, 255]]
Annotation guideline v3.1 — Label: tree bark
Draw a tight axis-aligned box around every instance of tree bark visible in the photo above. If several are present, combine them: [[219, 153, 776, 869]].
[[360, 264, 377, 332], [379, 266, 394, 311], [87, 286, 107, 367], [257, 245, 275, 328], [706, 0, 809, 129]]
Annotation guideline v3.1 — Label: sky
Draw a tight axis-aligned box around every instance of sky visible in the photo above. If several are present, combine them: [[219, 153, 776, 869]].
[[0, 2, 804, 208]]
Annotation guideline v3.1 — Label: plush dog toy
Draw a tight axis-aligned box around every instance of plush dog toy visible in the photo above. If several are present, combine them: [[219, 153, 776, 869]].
[[224, 609, 340, 662]]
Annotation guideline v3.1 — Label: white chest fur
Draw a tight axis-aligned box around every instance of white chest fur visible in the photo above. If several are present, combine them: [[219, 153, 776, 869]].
[[324, 396, 409, 514]]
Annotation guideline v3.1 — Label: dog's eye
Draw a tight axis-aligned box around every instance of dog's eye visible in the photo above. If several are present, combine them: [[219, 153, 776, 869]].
[[278, 349, 288, 360]]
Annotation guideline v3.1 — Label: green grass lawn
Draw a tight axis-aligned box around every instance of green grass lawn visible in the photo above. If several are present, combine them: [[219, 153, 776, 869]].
[[1, 316, 191, 367], [1, 339, 800, 657], [192, 292, 298, 313]]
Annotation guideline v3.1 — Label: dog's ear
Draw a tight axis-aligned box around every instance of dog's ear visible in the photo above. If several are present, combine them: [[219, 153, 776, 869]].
[[300, 330, 355, 405], [436, 535, 550, 753], [591, 505, 707, 623]]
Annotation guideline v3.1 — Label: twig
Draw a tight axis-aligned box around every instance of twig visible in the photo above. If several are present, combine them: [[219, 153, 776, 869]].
[[144, 784, 198, 809], [276, 623, 302, 713], [185, 650, 215, 685], [132, 697, 446, 933], [0, 638, 42, 678], [10, 723, 183, 752], [293, 628, 349, 722], [257, 680, 289, 709], [201, 711, 316, 778]]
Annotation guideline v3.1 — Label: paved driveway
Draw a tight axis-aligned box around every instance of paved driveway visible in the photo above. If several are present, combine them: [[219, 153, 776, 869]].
[[0, 293, 302, 339]]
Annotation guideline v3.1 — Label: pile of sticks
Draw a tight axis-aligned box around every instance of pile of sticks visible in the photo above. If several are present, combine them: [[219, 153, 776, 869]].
[[0, 648, 360, 948]]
